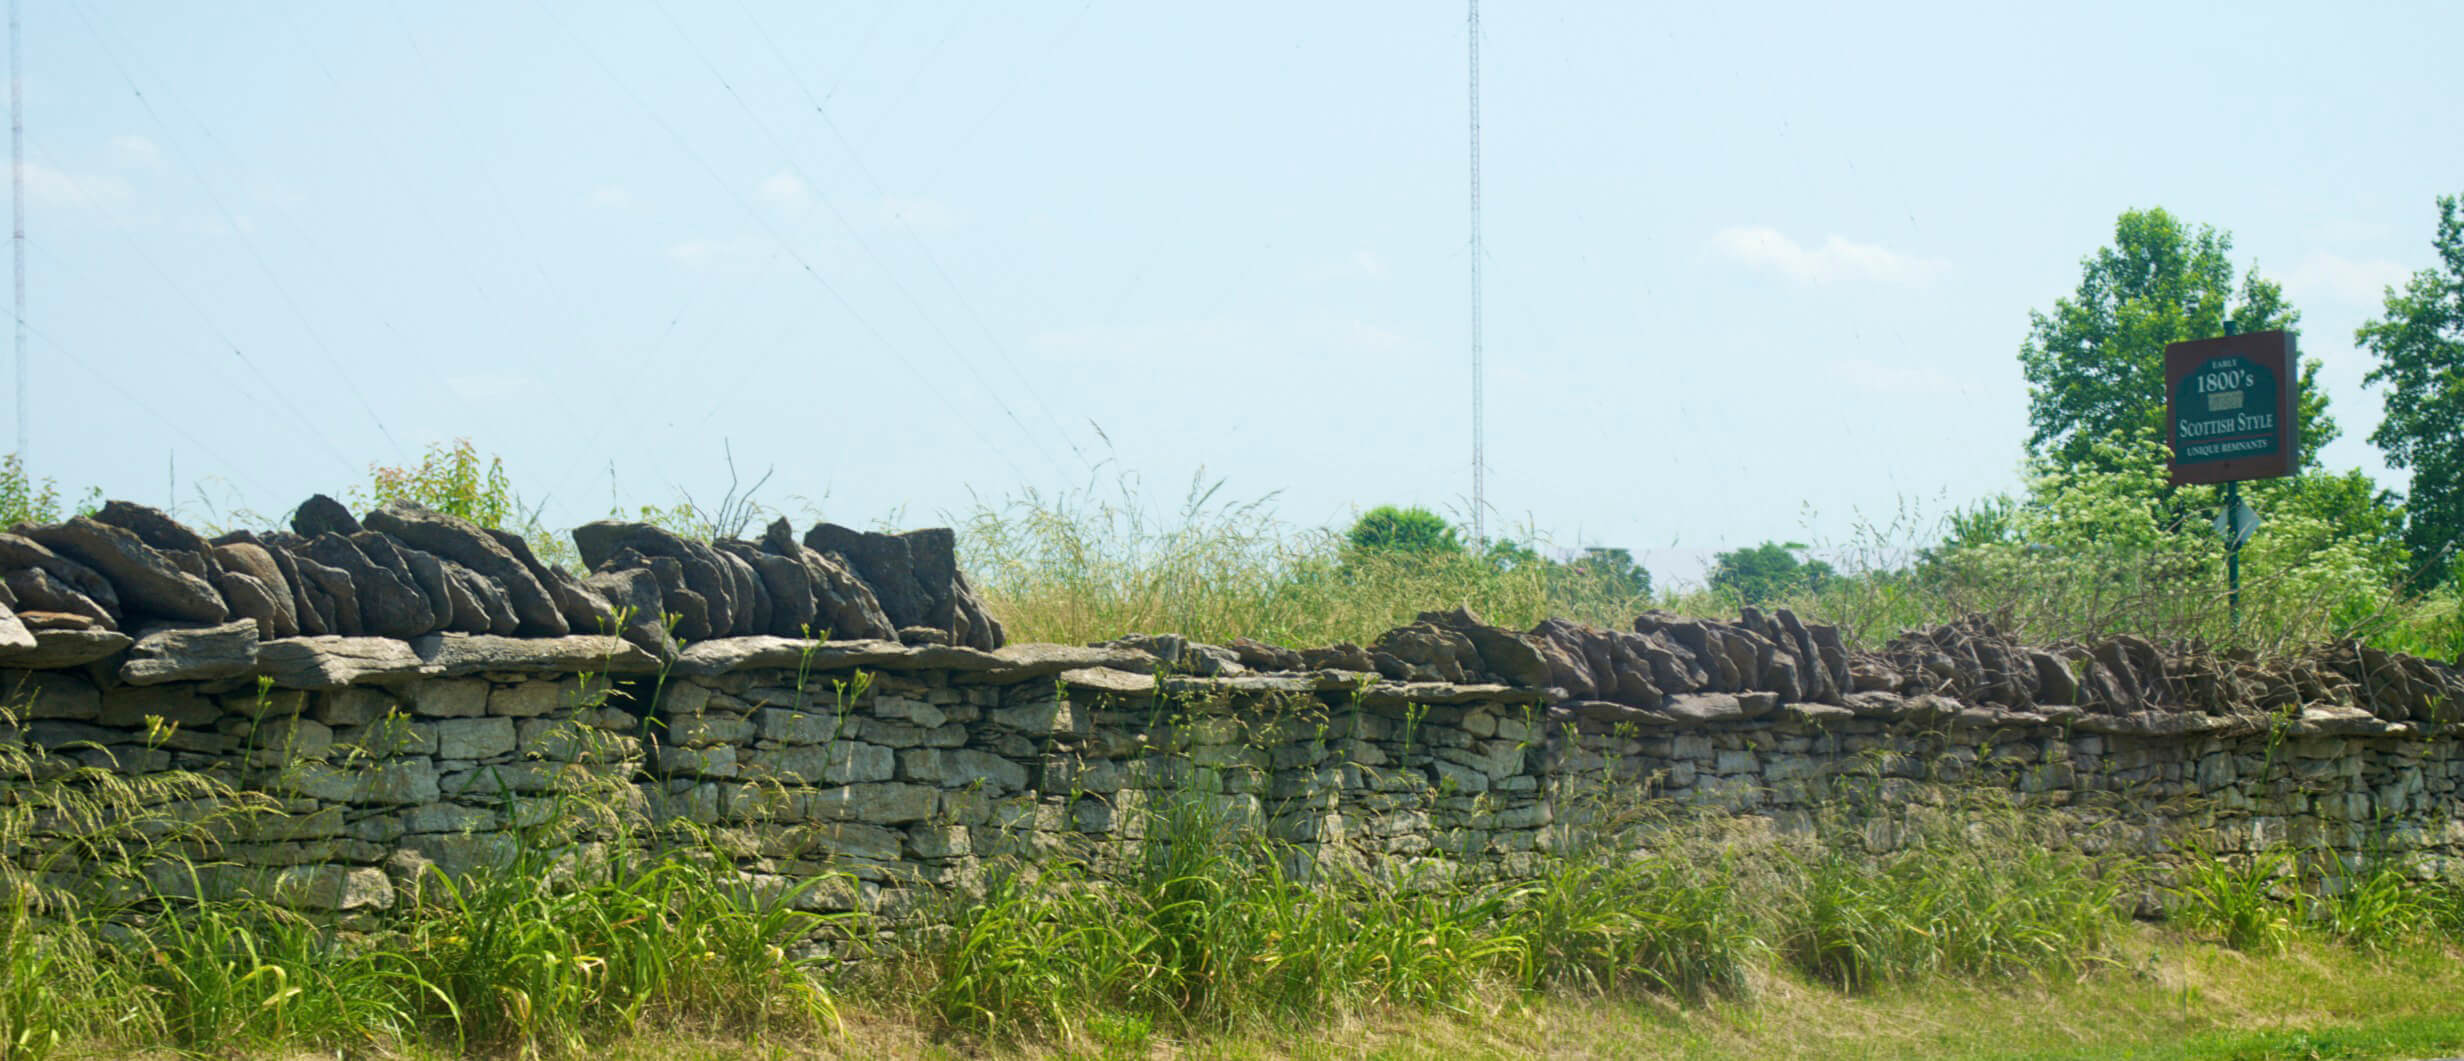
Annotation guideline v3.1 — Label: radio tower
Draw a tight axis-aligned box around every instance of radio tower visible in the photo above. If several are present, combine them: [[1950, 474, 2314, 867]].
[[1466, 0, 1485, 548], [10, 0, 23, 468]]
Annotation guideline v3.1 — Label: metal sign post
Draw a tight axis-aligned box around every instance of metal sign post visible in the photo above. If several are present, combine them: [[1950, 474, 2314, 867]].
[[2165, 324, 2298, 632]]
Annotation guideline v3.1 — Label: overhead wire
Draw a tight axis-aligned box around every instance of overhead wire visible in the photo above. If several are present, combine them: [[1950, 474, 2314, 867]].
[[21, 319, 276, 502], [65, 0, 405, 457], [849, 0, 982, 152], [18, 228, 359, 478], [734, 0, 1097, 468], [649, 0, 1080, 477], [385, 5, 620, 368], [535, 0, 1036, 485], [909, 0, 1098, 198]]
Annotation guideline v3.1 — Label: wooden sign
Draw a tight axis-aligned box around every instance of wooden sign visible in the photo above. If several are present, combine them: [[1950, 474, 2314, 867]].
[[2166, 330, 2299, 486]]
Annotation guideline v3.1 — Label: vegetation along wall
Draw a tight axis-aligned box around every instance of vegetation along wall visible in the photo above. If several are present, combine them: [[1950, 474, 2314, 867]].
[[4, 496, 2462, 922]]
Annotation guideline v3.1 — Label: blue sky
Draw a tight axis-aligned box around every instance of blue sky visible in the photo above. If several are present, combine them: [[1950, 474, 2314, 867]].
[[17, 0, 2462, 584]]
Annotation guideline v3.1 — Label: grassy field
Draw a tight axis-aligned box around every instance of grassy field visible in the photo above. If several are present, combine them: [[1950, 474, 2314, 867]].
[[588, 928, 2464, 1060]]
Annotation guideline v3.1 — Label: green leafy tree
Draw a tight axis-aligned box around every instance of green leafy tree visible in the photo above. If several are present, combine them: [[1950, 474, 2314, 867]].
[[1346, 506, 1463, 556], [2020, 207, 2334, 474], [2356, 193, 2464, 587], [1708, 541, 1833, 606]]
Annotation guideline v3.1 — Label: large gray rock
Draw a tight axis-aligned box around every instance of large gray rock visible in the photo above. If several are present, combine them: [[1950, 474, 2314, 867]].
[[0, 626, 132, 668], [760, 518, 892, 641], [806, 522, 919, 623], [120, 619, 261, 684], [580, 566, 677, 659], [591, 548, 709, 640], [390, 543, 453, 625], [712, 547, 768, 636], [273, 545, 356, 636], [208, 538, 300, 639], [0, 600, 33, 652], [290, 493, 362, 538], [350, 532, 447, 637], [802, 523, 997, 648], [24, 517, 228, 623], [4, 566, 114, 628], [94, 501, 222, 580], [480, 528, 614, 636], [0, 531, 122, 620], [362, 502, 566, 636], [257, 636, 431, 690], [410, 633, 661, 676], [214, 570, 298, 640], [722, 535, 815, 638], [1420, 607, 1552, 687], [441, 562, 518, 635], [296, 533, 434, 639], [231, 531, 325, 637], [572, 521, 738, 637]]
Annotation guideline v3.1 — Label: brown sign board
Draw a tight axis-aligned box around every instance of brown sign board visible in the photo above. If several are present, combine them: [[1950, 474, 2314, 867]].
[[2166, 329, 2299, 486]]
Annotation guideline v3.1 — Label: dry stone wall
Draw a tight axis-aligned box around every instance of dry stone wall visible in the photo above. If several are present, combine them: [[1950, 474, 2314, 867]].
[[2, 498, 2461, 919]]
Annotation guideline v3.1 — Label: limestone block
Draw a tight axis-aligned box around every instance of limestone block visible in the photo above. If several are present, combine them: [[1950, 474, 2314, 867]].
[[434, 716, 517, 760]]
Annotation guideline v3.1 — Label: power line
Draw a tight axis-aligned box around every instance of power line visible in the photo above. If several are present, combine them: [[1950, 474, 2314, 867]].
[[648, 0, 1075, 478], [538, 0, 1035, 486], [19, 229, 358, 476], [20, 320, 273, 501], [66, 0, 405, 457], [732, 0, 1097, 469]]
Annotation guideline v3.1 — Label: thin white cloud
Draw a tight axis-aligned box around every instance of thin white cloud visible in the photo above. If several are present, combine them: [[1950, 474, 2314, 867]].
[[757, 171, 809, 214], [1709, 225, 1946, 288], [109, 134, 161, 169], [2284, 251, 2411, 309], [586, 185, 632, 209], [22, 162, 131, 210]]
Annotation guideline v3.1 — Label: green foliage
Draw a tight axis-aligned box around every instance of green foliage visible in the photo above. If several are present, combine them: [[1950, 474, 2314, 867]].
[[355, 438, 518, 529], [2020, 207, 2333, 475], [1889, 432, 2416, 651], [1346, 505, 1464, 556], [1707, 541, 1834, 606], [0, 453, 98, 528], [2356, 192, 2464, 589]]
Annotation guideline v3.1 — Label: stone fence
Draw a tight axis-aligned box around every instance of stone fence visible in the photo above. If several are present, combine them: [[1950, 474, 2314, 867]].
[[2, 498, 2460, 918]]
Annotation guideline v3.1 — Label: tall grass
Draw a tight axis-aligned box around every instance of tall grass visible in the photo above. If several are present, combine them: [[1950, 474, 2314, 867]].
[[0, 708, 852, 1060], [956, 475, 2462, 657], [959, 475, 1658, 648]]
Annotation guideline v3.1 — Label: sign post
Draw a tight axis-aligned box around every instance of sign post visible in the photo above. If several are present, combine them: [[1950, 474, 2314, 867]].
[[2165, 325, 2299, 630]]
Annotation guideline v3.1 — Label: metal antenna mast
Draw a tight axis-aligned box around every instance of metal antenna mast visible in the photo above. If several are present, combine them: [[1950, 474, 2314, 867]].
[[1466, 0, 1485, 547], [10, 0, 23, 468]]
